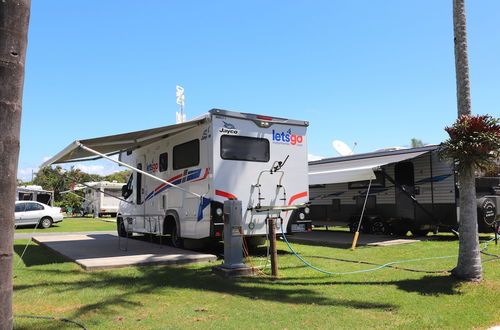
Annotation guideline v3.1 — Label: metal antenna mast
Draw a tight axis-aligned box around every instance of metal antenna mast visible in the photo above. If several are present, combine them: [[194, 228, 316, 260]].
[[176, 85, 185, 123]]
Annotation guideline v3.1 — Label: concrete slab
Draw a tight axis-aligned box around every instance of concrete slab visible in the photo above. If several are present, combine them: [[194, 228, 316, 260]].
[[32, 234, 218, 271], [287, 230, 421, 247]]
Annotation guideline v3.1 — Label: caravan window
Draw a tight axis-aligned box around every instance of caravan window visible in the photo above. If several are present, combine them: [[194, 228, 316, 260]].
[[220, 136, 270, 162], [159, 152, 168, 172], [173, 139, 199, 170]]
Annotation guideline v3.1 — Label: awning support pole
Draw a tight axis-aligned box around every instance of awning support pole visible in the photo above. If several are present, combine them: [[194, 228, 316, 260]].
[[77, 142, 203, 199], [351, 179, 372, 250]]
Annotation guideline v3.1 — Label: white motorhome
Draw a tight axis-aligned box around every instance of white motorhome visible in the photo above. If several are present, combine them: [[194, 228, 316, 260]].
[[78, 181, 123, 217], [16, 185, 54, 206], [42, 109, 312, 247], [308, 145, 499, 235]]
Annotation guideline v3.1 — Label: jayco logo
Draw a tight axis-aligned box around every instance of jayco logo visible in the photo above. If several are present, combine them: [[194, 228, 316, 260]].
[[272, 129, 303, 146], [219, 121, 238, 134]]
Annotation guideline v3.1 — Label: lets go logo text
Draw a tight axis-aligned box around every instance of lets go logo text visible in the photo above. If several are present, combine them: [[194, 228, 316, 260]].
[[272, 129, 303, 146]]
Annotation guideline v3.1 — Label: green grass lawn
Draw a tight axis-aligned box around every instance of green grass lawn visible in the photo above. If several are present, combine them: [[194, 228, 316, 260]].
[[15, 217, 116, 234], [12, 234, 499, 329]]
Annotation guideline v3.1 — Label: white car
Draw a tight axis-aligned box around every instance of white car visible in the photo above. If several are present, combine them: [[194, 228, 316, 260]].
[[15, 201, 63, 228]]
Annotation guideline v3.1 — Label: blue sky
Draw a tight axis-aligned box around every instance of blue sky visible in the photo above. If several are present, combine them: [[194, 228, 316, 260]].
[[18, 1, 500, 181]]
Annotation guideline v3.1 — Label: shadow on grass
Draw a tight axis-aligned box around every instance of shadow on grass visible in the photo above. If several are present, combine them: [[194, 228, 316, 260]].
[[263, 275, 462, 296], [14, 246, 398, 320], [14, 243, 68, 267]]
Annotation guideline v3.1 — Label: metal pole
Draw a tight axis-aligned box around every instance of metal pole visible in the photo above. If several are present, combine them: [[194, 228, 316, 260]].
[[77, 143, 202, 199], [268, 217, 279, 277], [351, 179, 372, 250]]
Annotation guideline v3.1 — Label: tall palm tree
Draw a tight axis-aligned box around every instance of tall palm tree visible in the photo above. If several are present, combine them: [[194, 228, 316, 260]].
[[451, 0, 482, 281], [0, 1, 31, 328]]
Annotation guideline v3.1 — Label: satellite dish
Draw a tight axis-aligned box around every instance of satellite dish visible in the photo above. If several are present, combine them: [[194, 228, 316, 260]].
[[332, 140, 354, 156]]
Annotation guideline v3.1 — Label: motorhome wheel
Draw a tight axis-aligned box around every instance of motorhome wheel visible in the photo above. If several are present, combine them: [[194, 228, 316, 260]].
[[117, 218, 128, 237], [170, 222, 183, 248]]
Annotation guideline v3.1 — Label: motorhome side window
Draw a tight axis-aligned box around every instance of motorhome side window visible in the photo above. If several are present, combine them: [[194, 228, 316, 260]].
[[220, 135, 270, 162], [159, 152, 168, 172], [173, 139, 199, 170]]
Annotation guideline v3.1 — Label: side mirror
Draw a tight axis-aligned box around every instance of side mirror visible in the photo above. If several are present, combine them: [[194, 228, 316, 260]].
[[121, 185, 128, 198]]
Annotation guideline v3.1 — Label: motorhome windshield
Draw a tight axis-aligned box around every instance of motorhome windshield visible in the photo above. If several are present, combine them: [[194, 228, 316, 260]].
[[220, 135, 270, 162]]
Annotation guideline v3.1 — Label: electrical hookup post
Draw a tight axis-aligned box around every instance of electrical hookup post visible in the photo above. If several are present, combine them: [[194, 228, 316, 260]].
[[212, 199, 258, 278]]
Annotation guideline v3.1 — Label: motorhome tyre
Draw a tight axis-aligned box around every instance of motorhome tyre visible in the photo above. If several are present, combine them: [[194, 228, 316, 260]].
[[117, 218, 128, 237], [39, 217, 53, 229], [170, 221, 183, 248]]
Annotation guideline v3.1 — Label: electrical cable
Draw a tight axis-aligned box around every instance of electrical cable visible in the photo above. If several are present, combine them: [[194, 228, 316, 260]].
[[15, 314, 87, 329], [281, 228, 498, 275], [304, 255, 450, 274]]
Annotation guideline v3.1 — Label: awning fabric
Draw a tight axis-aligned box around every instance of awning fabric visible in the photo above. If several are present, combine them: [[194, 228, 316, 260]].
[[308, 150, 429, 184], [41, 115, 208, 167]]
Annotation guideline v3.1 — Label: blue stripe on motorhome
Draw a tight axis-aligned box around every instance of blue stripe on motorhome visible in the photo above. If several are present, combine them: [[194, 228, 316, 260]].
[[143, 168, 204, 202]]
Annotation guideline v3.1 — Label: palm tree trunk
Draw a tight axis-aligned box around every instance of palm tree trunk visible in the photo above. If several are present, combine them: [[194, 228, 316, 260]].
[[452, 167, 482, 281], [453, 0, 472, 117], [451, 0, 482, 281], [0, 1, 31, 328]]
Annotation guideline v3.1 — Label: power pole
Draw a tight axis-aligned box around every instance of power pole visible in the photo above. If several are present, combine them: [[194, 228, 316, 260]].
[[0, 1, 31, 328]]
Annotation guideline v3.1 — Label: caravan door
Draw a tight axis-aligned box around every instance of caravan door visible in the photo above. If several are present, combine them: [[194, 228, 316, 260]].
[[395, 162, 416, 220]]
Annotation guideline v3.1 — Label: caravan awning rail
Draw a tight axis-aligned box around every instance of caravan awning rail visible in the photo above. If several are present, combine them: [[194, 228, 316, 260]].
[[41, 115, 209, 167], [308, 146, 438, 184]]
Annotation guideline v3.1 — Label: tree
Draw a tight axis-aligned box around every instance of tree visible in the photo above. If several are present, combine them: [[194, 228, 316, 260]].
[[410, 138, 425, 148], [103, 169, 132, 183], [0, 1, 31, 328], [447, 0, 482, 281]]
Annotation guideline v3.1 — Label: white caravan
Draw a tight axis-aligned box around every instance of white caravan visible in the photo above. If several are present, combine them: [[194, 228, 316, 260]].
[[308, 145, 499, 235], [76, 181, 123, 217], [16, 185, 54, 206], [42, 109, 312, 247]]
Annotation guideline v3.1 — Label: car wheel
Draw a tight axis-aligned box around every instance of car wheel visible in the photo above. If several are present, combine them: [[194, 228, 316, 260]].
[[39, 217, 53, 229], [170, 222, 183, 248]]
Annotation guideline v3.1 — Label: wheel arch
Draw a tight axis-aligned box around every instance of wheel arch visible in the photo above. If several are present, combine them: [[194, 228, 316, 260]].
[[163, 210, 181, 236]]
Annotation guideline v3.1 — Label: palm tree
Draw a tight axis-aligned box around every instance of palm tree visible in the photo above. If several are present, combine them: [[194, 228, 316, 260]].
[[451, 0, 482, 281], [0, 1, 31, 328]]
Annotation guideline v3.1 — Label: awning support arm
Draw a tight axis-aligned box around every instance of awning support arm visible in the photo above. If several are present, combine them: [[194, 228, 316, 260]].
[[77, 142, 203, 199], [380, 170, 440, 225]]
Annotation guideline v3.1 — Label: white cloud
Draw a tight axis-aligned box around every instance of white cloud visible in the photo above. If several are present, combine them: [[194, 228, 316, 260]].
[[73, 163, 121, 176], [17, 167, 38, 182], [308, 154, 324, 161]]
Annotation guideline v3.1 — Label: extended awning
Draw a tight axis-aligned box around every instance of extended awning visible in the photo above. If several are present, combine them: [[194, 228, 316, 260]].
[[41, 115, 208, 168], [308, 149, 433, 185]]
